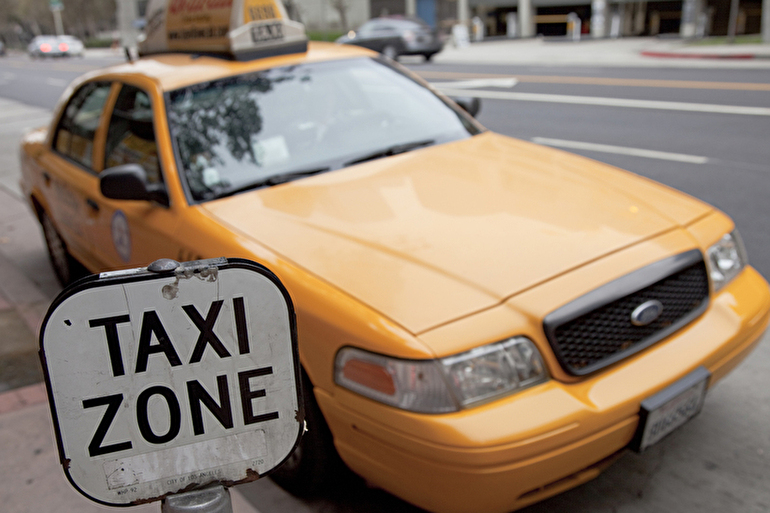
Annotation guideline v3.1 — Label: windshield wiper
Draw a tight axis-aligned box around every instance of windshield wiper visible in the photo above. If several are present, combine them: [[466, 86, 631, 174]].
[[215, 167, 331, 199], [263, 167, 332, 186], [344, 139, 435, 166]]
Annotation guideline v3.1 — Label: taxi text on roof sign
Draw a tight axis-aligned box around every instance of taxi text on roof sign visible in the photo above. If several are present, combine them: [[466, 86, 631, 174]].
[[39, 258, 302, 506], [140, 0, 308, 60]]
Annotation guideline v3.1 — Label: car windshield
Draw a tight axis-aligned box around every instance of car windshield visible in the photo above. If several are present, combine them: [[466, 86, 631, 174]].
[[166, 57, 480, 201]]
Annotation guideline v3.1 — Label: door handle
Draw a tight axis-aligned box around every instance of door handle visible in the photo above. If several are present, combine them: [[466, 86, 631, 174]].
[[86, 198, 100, 212]]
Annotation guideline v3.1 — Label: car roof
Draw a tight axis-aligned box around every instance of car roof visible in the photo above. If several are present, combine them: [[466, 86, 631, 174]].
[[85, 41, 375, 93], [368, 16, 429, 27]]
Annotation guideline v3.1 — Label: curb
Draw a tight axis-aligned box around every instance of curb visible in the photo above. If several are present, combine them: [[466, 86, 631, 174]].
[[640, 50, 757, 59], [0, 382, 47, 415]]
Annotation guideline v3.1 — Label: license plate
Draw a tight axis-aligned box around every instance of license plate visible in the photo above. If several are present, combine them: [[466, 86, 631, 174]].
[[632, 366, 710, 452]]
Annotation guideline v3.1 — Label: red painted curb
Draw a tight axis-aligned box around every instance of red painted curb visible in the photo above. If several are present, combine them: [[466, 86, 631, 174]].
[[0, 382, 47, 415], [640, 50, 755, 59]]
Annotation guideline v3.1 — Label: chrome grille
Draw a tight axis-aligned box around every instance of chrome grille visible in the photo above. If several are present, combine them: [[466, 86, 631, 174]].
[[543, 250, 709, 376]]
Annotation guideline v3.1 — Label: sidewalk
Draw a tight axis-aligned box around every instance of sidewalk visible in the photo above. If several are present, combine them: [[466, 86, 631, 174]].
[[0, 248, 262, 513], [431, 36, 770, 68], [0, 332, 264, 513]]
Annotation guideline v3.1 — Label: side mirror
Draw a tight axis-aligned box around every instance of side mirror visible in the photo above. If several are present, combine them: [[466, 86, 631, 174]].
[[451, 96, 481, 118], [100, 163, 169, 207]]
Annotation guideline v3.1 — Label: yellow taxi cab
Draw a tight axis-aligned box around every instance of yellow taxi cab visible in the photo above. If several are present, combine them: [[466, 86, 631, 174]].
[[19, 1, 770, 511]]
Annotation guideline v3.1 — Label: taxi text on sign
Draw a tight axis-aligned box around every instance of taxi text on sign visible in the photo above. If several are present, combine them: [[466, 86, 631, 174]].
[[39, 258, 302, 506]]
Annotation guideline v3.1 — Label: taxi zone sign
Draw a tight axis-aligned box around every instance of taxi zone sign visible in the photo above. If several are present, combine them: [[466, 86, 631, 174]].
[[40, 258, 302, 506]]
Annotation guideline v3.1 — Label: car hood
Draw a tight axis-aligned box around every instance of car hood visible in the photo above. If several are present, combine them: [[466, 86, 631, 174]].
[[200, 132, 711, 334]]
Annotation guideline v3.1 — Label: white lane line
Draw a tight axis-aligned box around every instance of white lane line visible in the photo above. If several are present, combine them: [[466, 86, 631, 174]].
[[435, 78, 519, 89], [0, 116, 51, 134], [532, 137, 710, 164], [0, 106, 49, 119], [434, 87, 770, 117], [46, 78, 68, 87]]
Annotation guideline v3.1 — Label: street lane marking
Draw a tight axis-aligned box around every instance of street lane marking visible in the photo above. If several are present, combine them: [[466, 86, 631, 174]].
[[532, 137, 709, 164], [0, 107, 47, 119], [435, 87, 770, 116], [421, 71, 770, 91], [436, 78, 518, 89], [0, 116, 51, 133], [45, 78, 68, 87]]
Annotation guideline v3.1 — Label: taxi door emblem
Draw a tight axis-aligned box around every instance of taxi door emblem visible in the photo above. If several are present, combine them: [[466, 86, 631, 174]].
[[111, 210, 132, 262]]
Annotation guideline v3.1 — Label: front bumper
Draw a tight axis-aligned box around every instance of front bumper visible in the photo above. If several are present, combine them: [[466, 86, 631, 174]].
[[316, 266, 770, 513]]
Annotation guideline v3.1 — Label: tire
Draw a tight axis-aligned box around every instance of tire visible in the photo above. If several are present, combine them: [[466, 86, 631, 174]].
[[381, 45, 398, 60], [424, 52, 436, 62], [270, 369, 353, 496], [40, 211, 77, 286]]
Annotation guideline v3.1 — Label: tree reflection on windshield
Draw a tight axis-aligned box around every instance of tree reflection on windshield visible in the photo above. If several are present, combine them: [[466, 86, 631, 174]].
[[168, 71, 300, 198], [167, 58, 479, 202]]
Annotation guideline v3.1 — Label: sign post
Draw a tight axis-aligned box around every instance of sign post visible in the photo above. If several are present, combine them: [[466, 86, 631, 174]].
[[40, 258, 302, 508], [49, 0, 64, 36]]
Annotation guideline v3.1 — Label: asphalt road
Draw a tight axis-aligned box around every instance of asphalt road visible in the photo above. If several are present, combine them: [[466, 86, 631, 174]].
[[406, 62, 770, 281], [0, 52, 768, 513]]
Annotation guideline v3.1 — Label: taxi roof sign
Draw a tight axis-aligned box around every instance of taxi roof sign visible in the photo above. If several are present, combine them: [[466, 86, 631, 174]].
[[140, 0, 308, 60]]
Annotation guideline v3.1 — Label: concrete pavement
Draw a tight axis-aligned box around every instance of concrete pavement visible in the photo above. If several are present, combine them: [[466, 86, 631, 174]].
[[0, 384, 259, 513], [429, 35, 770, 68]]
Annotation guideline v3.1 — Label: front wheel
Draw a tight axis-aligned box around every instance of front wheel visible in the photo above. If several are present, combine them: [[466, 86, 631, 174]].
[[40, 211, 77, 286], [270, 369, 353, 496]]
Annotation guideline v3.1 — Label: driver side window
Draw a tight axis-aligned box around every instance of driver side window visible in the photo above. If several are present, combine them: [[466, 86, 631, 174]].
[[104, 84, 162, 184], [53, 81, 112, 169]]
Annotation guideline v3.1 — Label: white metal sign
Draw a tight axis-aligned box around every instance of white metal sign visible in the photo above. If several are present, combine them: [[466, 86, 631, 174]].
[[40, 258, 302, 506]]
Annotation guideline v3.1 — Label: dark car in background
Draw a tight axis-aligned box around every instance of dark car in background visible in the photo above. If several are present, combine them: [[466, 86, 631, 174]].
[[336, 17, 443, 60]]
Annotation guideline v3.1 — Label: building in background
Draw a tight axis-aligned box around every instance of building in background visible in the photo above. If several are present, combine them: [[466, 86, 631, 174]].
[[0, 0, 765, 53], [288, 0, 371, 33], [364, 0, 766, 39]]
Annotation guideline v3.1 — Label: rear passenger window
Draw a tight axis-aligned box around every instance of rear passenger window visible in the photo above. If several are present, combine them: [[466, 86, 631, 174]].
[[54, 81, 112, 168], [104, 84, 162, 184]]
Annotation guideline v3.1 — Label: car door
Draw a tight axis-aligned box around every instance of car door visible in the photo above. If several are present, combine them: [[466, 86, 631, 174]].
[[89, 82, 183, 270], [36, 81, 114, 269]]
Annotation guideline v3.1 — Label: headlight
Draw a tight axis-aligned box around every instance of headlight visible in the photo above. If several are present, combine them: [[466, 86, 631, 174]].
[[334, 337, 548, 413], [441, 337, 548, 407], [707, 230, 748, 292]]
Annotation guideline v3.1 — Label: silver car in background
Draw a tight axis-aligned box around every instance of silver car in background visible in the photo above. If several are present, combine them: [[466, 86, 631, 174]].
[[337, 17, 444, 61], [28, 35, 84, 58]]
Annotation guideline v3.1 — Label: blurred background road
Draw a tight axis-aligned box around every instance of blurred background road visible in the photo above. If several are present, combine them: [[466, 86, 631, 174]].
[[0, 39, 769, 513]]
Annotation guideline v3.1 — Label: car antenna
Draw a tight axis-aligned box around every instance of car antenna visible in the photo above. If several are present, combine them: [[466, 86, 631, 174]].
[[124, 47, 133, 63]]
